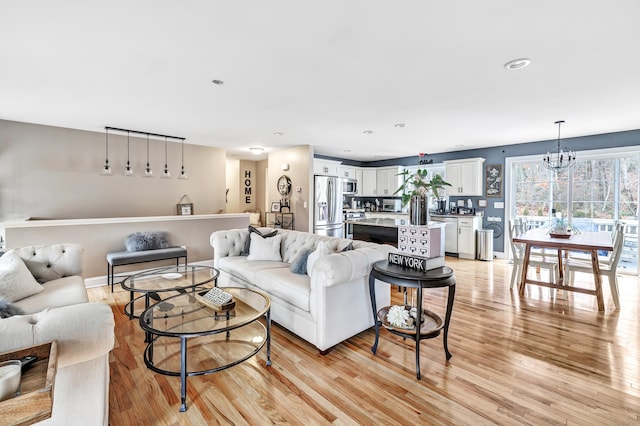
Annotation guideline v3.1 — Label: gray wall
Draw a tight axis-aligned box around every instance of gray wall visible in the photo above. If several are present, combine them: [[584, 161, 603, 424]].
[[0, 119, 227, 221], [318, 128, 640, 253]]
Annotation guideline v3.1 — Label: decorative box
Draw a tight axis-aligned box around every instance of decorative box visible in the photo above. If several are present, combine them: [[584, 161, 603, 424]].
[[397, 223, 445, 258]]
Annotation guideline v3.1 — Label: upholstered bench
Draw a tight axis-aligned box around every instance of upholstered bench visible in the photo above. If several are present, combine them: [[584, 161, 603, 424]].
[[106, 232, 188, 291]]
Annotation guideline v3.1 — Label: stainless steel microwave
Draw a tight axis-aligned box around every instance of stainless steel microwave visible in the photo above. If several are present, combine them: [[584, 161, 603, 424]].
[[342, 178, 357, 195]]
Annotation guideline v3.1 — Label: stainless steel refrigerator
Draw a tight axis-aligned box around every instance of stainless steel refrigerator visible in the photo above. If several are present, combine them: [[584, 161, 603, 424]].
[[313, 175, 344, 237]]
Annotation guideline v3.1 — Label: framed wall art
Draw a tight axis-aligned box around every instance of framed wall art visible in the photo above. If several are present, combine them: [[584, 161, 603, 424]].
[[485, 164, 503, 198], [270, 201, 281, 212], [176, 194, 194, 215]]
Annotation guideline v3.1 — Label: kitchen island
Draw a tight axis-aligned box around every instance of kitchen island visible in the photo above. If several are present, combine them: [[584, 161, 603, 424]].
[[347, 217, 445, 248]]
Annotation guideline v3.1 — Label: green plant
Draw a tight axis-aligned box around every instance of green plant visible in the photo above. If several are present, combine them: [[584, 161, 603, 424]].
[[394, 169, 452, 206]]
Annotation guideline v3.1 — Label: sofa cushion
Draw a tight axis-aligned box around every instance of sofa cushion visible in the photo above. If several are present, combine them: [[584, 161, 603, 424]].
[[14, 276, 89, 315], [218, 257, 289, 287], [125, 232, 170, 252], [0, 250, 44, 302], [247, 233, 282, 261], [254, 267, 310, 312]]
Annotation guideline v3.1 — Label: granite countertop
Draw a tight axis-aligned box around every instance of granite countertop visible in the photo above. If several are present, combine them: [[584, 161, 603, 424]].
[[346, 218, 447, 228]]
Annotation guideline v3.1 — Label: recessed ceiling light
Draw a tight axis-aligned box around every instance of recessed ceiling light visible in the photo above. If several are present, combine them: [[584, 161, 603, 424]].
[[344, 150, 351, 153], [394, 123, 407, 128], [211, 79, 225, 85], [363, 130, 374, 134], [503, 58, 531, 70], [273, 132, 284, 136], [249, 147, 264, 155]]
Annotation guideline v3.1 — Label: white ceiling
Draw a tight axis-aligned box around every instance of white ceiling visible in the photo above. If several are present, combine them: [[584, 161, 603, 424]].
[[2, 1, 640, 161]]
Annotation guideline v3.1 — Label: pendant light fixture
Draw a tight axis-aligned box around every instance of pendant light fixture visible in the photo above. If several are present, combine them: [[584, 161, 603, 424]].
[[543, 120, 576, 175], [161, 136, 171, 178], [101, 127, 112, 175], [143, 134, 153, 177], [177, 139, 188, 179], [124, 131, 134, 176]]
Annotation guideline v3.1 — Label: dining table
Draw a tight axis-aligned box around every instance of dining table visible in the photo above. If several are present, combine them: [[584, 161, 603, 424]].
[[512, 228, 613, 311]]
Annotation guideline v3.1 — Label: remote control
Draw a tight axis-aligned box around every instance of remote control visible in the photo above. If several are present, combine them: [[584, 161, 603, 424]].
[[203, 287, 233, 306], [20, 355, 38, 372]]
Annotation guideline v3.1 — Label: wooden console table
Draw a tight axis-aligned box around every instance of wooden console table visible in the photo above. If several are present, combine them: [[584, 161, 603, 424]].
[[368, 260, 456, 379]]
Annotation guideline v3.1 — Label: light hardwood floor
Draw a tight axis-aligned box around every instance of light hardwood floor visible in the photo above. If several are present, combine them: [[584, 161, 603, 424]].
[[88, 258, 640, 425]]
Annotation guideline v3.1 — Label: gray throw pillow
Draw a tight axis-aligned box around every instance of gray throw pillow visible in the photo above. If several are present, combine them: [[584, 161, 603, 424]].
[[125, 232, 170, 252], [289, 248, 314, 275], [0, 297, 24, 318]]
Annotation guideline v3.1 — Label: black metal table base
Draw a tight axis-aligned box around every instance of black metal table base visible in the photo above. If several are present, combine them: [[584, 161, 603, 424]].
[[141, 308, 272, 412], [369, 260, 456, 379]]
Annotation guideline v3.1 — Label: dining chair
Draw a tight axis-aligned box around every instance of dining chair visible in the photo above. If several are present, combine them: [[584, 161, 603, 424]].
[[564, 224, 624, 309], [567, 222, 622, 263], [508, 220, 560, 289]]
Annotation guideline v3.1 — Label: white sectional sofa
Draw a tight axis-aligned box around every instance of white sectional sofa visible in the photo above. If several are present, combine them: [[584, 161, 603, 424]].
[[210, 228, 394, 352], [0, 244, 114, 425]]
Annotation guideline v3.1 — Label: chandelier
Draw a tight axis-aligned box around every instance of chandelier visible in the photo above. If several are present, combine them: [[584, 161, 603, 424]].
[[543, 120, 576, 174]]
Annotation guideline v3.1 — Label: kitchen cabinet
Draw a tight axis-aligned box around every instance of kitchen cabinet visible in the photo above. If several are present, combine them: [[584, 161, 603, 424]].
[[337, 165, 356, 179], [376, 167, 402, 196], [361, 169, 377, 196], [431, 215, 458, 254], [313, 159, 341, 176], [443, 158, 485, 196], [431, 214, 481, 258], [457, 216, 482, 259]]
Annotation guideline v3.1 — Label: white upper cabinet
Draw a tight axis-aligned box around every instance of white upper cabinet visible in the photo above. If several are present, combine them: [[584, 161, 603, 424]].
[[444, 158, 485, 196], [376, 167, 402, 196], [313, 159, 341, 176], [361, 169, 377, 196], [337, 165, 357, 179]]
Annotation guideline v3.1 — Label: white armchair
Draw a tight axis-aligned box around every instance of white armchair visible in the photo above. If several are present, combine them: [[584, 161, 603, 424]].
[[0, 244, 114, 425]]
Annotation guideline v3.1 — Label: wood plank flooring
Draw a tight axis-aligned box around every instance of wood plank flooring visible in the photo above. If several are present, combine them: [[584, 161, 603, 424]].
[[88, 258, 640, 425]]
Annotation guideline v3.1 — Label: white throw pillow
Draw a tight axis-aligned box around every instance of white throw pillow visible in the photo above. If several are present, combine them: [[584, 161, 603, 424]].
[[306, 241, 335, 276], [247, 233, 283, 261], [0, 250, 44, 302]]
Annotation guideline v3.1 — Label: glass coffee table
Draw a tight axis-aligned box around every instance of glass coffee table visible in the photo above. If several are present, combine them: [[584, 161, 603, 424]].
[[139, 287, 271, 412], [121, 265, 219, 319]]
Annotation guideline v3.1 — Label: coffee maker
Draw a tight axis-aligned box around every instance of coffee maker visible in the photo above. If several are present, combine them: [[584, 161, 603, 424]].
[[435, 198, 447, 214]]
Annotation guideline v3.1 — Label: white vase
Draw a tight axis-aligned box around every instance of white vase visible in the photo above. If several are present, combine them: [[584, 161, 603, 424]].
[[409, 195, 429, 225]]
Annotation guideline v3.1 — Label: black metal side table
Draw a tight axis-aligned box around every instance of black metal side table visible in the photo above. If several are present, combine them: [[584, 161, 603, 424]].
[[369, 260, 456, 379]]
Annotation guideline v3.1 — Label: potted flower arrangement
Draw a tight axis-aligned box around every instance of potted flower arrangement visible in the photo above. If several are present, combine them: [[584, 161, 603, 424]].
[[394, 168, 451, 225]]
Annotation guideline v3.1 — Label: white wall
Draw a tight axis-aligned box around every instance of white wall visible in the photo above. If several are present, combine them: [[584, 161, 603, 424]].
[[0, 120, 227, 221], [3, 214, 248, 281], [267, 145, 313, 232], [225, 158, 240, 213]]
